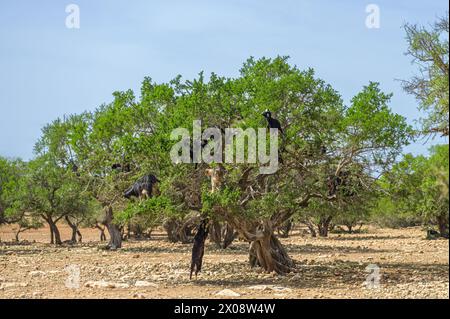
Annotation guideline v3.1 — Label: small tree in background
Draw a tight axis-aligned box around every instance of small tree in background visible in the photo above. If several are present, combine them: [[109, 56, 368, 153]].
[[4, 154, 93, 245], [375, 145, 449, 238]]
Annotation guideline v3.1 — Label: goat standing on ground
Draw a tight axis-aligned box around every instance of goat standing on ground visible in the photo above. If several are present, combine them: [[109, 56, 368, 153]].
[[190, 219, 209, 280]]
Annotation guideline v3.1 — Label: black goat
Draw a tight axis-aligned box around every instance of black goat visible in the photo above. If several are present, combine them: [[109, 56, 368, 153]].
[[68, 160, 80, 177], [112, 163, 131, 172], [262, 109, 284, 135], [190, 219, 209, 280], [426, 229, 441, 240], [327, 171, 355, 197], [189, 139, 210, 169], [124, 174, 160, 199], [262, 109, 285, 164]]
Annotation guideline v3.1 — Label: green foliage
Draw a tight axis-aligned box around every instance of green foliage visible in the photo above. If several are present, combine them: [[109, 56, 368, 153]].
[[1, 56, 413, 242], [0, 157, 26, 224], [7, 155, 93, 223], [402, 13, 449, 136], [116, 196, 174, 231], [374, 145, 449, 236]]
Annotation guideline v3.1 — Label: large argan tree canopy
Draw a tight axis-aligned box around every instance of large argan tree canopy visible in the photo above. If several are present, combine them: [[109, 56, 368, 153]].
[[9, 56, 412, 273]]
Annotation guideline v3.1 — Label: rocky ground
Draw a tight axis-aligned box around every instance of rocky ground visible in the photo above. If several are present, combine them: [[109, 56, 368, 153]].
[[0, 225, 448, 299]]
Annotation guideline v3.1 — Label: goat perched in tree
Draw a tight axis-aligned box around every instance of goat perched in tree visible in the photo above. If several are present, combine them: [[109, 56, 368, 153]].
[[112, 163, 131, 172], [124, 174, 160, 200], [189, 139, 210, 169], [205, 167, 225, 193], [190, 219, 209, 280], [327, 171, 356, 197], [262, 109, 284, 135], [262, 109, 285, 164]]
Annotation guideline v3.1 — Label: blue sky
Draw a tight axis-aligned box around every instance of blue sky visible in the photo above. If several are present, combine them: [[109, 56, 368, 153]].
[[0, 0, 448, 160]]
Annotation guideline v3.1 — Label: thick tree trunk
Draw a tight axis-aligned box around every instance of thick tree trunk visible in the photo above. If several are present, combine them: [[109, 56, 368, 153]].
[[302, 219, 317, 237], [209, 221, 222, 247], [102, 206, 122, 249], [47, 218, 62, 245], [437, 213, 449, 239], [345, 223, 353, 234], [95, 224, 107, 241], [127, 222, 131, 239], [317, 216, 332, 237], [277, 219, 293, 238], [209, 221, 237, 249], [50, 224, 54, 244], [65, 216, 82, 243], [248, 233, 294, 274], [134, 224, 144, 239], [222, 223, 238, 249], [163, 214, 199, 243]]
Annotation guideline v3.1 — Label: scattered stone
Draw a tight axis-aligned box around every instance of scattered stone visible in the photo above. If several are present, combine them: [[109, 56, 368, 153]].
[[135, 280, 158, 288], [271, 286, 292, 293], [216, 289, 241, 297], [0, 282, 28, 289], [247, 285, 292, 293], [29, 271, 46, 277], [84, 281, 130, 289], [247, 285, 269, 291]]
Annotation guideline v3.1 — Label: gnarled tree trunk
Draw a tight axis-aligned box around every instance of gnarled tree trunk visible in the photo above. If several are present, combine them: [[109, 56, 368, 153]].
[[102, 206, 122, 249], [437, 213, 449, 239], [209, 220, 222, 246], [15, 225, 31, 242], [248, 231, 294, 274], [277, 219, 293, 238], [209, 221, 238, 249], [317, 216, 333, 237], [95, 223, 107, 241], [163, 214, 200, 243], [65, 216, 82, 243], [222, 223, 238, 249], [46, 217, 62, 245], [231, 219, 294, 274]]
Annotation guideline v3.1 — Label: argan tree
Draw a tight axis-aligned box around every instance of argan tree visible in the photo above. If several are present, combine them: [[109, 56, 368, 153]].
[[120, 57, 409, 273], [0, 157, 27, 227], [12, 57, 410, 271], [376, 145, 449, 238], [402, 13, 449, 136], [5, 154, 92, 245]]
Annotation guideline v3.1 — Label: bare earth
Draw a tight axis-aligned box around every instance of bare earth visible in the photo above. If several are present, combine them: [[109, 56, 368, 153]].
[[0, 225, 448, 299]]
